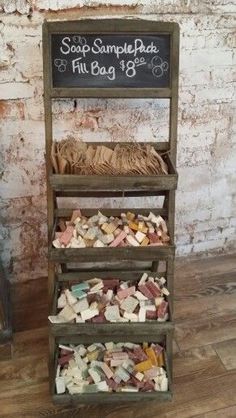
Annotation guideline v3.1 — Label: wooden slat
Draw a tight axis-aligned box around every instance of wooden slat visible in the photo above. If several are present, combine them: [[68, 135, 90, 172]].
[[175, 313, 236, 351], [50, 321, 174, 337], [49, 245, 175, 263], [51, 175, 177, 193], [213, 339, 236, 371], [51, 87, 172, 99]]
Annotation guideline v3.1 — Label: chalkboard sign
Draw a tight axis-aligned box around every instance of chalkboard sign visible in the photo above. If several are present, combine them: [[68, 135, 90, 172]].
[[51, 34, 170, 88]]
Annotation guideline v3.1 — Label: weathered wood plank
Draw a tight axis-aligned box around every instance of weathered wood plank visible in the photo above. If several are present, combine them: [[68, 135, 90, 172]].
[[174, 345, 225, 383], [214, 338, 236, 371], [175, 294, 236, 323], [175, 314, 236, 351], [192, 405, 236, 418]]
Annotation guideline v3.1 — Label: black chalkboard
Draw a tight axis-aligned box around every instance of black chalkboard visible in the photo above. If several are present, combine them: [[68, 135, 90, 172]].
[[51, 34, 170, 88]]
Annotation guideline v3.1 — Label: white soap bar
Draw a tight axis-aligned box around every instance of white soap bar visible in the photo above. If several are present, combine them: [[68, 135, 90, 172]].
[[121, 386, 139, 392], [52, 239, 61, 248], [88, 368, 101, 383], [105, 342, 114, 350], [87, 344, 97, 352], [159, 276, 166, 284], [138, 307, 146, 322], [65, 289, 77, 306], [56, 376, 66, 394], [106, 289, 113, 301], [73, 298, 89, 314], [135, 372, 144, 381], [123, 312, 138, 322], [48, 315, 66, 324], [58, 305, 77, 322], [81, 308, 99, 321], [160, 376, 168, 391], [134, 290, 148, 301], [97, 381, 109, 392], [162, 287, 170, 296], [126, 235, 140, 247], [59, 344, 74, 352], [135, 231, 146, 243], [138, 272, 148, 285], [93, 239, 105, 248], [57, 293, 67, 309]]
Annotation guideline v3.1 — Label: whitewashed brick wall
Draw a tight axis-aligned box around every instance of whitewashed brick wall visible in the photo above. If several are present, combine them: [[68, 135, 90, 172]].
[[0, 0, 235, 281]]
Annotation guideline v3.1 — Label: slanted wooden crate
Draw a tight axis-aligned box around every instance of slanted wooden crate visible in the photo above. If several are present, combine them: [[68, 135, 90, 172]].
[[49, 270, 174, 337], [52, 333, 173, 404], [49, 208, 175, 263], [50, 142, 178, 193]]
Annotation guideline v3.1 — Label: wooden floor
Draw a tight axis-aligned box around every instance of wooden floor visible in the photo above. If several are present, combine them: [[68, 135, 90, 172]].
[[1, 253, 236, 418]]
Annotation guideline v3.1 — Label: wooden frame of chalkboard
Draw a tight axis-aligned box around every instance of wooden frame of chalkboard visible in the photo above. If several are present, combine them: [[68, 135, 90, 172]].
[[43, 18, 179, 403], [43, 19, 179, 99]]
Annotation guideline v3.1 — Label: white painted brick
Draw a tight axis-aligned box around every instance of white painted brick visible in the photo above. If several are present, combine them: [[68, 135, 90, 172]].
[[181, 49, 233, 69], [0, 82, 34, 99]]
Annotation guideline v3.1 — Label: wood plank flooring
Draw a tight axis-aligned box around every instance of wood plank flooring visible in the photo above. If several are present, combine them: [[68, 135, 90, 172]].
[[0, 253, 236, 418]]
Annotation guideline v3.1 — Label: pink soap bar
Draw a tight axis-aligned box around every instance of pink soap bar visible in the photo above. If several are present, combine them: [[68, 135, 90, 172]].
[[58, 353, 74, 366], [112, 352, 129, 360], [117, 286, 135, 300], [141, 380, 155, 392], [144, 367, 159, 379], [138, 284, 153, 300], [117, 240, 128, 247], [101, 363, 113, 379], [152, 343, 163, 356], [133, 346, 148, 362], [106, 378, 119, 391], [146, 281, 161, 297], [129, 376, 144, 389], [109, 230, 127, 247], [102, 279, 120, 290], [148, 233, 160, 244], [91, 314, 106, 323], [59, 226, 74, 246], [157, 300, 168, 318], [146, 310, 157, 320]]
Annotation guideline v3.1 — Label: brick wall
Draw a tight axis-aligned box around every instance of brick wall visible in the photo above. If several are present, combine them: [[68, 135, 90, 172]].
[[0, 0, 235, 282]]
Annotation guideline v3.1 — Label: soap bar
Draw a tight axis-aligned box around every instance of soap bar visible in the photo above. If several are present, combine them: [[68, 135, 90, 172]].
[[134, 359, 153, 372], [59, 226, 74, 246]]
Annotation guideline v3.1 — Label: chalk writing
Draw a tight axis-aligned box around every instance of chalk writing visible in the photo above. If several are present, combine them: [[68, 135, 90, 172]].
[[51, 33, 170, 88]]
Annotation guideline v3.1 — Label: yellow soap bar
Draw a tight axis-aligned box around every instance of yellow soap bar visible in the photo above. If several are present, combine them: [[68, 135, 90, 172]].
[[134, 359, 153, 372], [145, 347, 158, 366], [138, 222, 148, 234], [126, 212, 136, 221], [128, 222, 139, 231], [140, 237, 150, 246], [87, 350, 99, 362]]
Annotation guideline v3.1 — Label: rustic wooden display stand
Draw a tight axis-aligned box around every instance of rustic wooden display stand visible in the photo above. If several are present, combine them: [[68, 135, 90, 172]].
[[43, 19, 179, 403]]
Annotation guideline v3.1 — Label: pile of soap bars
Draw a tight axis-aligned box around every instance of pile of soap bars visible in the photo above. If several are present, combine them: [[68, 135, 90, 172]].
[[48, 273, 169, 324], [53, 210, 170, 249], [55, 342, 168, 394]]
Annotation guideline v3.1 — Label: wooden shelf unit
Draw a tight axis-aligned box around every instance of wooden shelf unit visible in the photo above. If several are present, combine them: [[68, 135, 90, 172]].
[[43, 18, 179, 403]]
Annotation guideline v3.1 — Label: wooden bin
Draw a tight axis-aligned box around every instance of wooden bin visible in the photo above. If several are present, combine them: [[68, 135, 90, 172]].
[[49, 208, 175, 263], [52, 333, 173, 404], [49, 270, 174, 337], [50, 142, 178, 194]]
